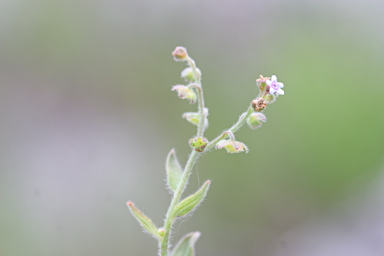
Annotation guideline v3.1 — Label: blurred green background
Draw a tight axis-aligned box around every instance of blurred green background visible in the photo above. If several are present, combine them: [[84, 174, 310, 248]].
[[1, 1, 384, 255]]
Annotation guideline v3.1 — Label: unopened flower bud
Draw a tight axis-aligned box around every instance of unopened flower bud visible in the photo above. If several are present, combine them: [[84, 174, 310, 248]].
[[256, 75, 269, 92], [264, 93, 276, 103], [181, 67, 201, 82], [172, 46, 188, 61], [252, 97, 267, 112], [189, 137, 208, 152], [182, 112, 200, 126], [158, 228, 165, 238], [172, 85, 197, 104], [182, 108, 209, 130], [247, 113, 266, 129], [215, 140, 249, 153]]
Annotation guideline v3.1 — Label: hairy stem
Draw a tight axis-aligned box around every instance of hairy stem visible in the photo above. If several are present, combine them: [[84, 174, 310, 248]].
[[205, 104, 254, 151], [160, 149, 200, 256], [160, 55, 205, 256], [186, 56, 205, 137]]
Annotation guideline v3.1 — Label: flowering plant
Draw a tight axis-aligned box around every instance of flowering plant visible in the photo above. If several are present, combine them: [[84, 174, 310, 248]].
[[127, 47, 285, 256]]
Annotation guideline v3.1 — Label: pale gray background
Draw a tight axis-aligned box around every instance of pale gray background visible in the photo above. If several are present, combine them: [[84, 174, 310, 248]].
[[1, 1, 384, 255]]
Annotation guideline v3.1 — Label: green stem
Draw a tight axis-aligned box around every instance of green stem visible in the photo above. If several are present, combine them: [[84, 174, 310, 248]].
[[160, 55, 205, 256], [186, 56, 205, 137], [160, 150, 200, 256], [205, 105, 254, 152]]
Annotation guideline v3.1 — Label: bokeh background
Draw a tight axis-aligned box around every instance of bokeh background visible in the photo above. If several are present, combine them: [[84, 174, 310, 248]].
[[1, 0, 384, 255]]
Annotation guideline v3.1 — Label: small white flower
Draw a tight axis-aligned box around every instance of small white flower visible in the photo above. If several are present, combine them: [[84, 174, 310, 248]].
[[266, 75, 284, 95]]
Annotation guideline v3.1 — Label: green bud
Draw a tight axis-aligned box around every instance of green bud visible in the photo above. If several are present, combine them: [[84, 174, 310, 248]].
[[256, 75, 269, 92], [173, 180, 211, 218], [172, 46, 188, 61], [189, 137, 208, 152], [182, 108, 209, 130], [158, 228, 166, 239], [171, 232, 201, 256], [264, 93, 276, 103], [247, 113, 266, 130], [181, 67, 201, 82], [172, 85, 197, 104], [182, 112, 200, 126], [166, 149, 183, 193], [215, 140, 249, 153], [127, 202, 161, 240]]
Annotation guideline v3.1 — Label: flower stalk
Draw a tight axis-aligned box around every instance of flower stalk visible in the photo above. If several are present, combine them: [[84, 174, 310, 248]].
[[205, 105, 254, 152], [185, 55, 206, 137], [161, 50, 208, 256]]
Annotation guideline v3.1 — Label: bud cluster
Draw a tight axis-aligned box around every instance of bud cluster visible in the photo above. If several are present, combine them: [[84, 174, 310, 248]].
[[253, 75, 284, 111], [243, 75, 285, 131]]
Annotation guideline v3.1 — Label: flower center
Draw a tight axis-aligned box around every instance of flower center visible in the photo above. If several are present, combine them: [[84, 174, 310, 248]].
[[271, 81, 279, 90]]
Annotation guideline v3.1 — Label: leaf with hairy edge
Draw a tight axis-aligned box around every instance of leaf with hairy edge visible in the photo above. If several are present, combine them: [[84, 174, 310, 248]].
[[127, 202, 161, 241], [171, 232, 201, 256], [166, 149, 183, 193], [173, 180, 211, 218]]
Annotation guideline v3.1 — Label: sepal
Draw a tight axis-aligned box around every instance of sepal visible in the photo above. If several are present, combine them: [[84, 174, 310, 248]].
[[247, 112, 266, 129], [181, 67, 201, 82], [263, 93, 276, 103], [182, 108, 209, 130], [182, 112, 200, 126], [172, 85, 197, 104], [215, 140, 249, 153]]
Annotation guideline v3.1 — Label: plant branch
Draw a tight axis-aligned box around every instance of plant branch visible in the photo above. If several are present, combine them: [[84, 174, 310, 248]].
[[160, 55, 206, 256], [205, 104, 254, 152]]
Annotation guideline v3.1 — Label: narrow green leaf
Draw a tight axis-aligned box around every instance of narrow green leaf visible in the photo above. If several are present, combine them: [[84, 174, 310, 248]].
[[127, 201, 161, 240], [171, 232, 201, 256], [166, 149, 183, 193], [173, 180, 211, 218]]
